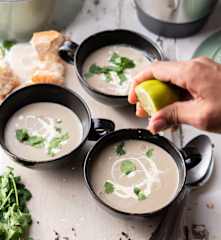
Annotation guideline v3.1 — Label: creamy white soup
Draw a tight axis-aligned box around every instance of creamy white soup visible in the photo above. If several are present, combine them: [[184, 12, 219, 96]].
[[4, 102, 83, 161], [83, 45, 150, 96], [90, 140, 179, 214]]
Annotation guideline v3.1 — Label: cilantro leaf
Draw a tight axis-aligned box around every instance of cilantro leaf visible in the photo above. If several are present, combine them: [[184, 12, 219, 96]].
[[138, 191, 146, 201], [16, 129, 45, 147], [110, 52, 135, 69], [118, 72, 127, 85], [104, 181, 114, 194], [85, 52, 136, 85], [27, 136, 45, 147], [89, 64, 104, 74], [48, 132, 69, 156], [0, 167, 32, 239], [133, 187, 147, 201], [16, 129, 29, 142], [120, 160, 136, 175], [134, 187, 141, 196], [146, 148, 154, 158], [104, 72, 112, 82], [115, 142, 126, 156], [16, 127, 69, 157]]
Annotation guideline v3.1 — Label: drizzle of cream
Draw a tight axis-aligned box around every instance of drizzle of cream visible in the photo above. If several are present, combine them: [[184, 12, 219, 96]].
[[16, 115, 66, 155], [108, 154, 162, 200]]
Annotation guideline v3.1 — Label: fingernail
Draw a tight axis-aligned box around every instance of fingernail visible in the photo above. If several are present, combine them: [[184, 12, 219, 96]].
[[148, 119, 168, 134]]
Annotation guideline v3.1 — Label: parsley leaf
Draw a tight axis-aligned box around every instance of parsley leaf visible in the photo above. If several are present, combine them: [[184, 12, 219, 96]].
[[146, 148, 154, 158], [48, 132, 69, 156], [110, 52, 135, 69], [117, 72, 127, 85], [104, 181, 114, 194], [16, 129, 29, 142], [85, 52, 135, 84], [133, 187, 147, 201], [89, 64, 105, 74], [0, 167, 32, 239], [16, 128, 45, 147], [104, 72, 112, 82], [115, 142, 126, 156], [120, 160, 136, 175], [16, 127, 70, 157], [26, 136, 45, 147]]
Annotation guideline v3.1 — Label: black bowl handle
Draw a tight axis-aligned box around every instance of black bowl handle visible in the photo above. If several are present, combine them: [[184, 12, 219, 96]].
[[181, 145, 202, 170], [59, 40, 79, 65], [88, 119, 115, 141]]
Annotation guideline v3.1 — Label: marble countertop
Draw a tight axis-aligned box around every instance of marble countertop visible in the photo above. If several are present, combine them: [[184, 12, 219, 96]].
[[1, 0, 221, 239]]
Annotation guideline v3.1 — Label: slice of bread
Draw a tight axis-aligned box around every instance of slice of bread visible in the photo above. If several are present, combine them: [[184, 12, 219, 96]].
[[31, 60, 65, 85], [31, 30, 65, 62]]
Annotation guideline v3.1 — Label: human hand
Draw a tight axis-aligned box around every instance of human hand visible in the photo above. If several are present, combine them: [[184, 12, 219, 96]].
[[129, 57, 221, 134]]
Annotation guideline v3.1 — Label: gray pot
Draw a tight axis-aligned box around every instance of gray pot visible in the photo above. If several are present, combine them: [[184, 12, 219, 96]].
[[134, 0, 218, 38]]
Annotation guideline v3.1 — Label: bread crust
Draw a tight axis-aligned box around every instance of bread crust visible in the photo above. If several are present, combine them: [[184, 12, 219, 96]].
[[31, 30, 65, 62], [30, 30, 66, 85], [0, 61, 20, 100]]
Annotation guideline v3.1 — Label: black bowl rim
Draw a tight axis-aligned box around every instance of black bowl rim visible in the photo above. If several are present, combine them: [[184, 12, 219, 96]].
[[83, 128, 186, 217], [0, 84, 92, 165], [74, 29, 165, 100]]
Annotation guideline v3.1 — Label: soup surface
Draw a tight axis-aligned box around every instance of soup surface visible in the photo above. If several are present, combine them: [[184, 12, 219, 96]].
[[90, 140, 179, 214], [83, 45, 150, 96], [4, 102, 83, 161]]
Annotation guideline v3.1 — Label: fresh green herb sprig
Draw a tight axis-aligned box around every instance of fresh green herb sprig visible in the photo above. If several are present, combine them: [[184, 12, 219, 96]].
[[133, 187, 146, 201], [104, 181, 114, 194], [16, 128, 69, 157], [16, 129, 45, 148], [0, 167, 32, 240], [85, 52, 136, 85], [120, 160, 136, 176], [48, 132, 69, 157], [115, 142, 126, 156], [146, 148, 154, 158]]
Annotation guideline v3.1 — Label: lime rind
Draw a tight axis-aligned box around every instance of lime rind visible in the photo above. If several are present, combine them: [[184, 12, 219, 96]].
[[135, 80, 179, 116], [136, 87, 157, 115]]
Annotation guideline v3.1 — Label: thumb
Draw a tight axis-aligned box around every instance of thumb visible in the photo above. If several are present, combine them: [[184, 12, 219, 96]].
[[148, 100, 198, 133]]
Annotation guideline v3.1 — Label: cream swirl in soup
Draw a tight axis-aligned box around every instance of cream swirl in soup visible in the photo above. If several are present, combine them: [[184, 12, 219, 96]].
[[90, 140, 179, 214], [4, 102, 83, 161], [83, 45, 151, 96]]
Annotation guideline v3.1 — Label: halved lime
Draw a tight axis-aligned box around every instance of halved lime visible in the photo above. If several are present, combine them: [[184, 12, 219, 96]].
[[135, 80, 180, 116]]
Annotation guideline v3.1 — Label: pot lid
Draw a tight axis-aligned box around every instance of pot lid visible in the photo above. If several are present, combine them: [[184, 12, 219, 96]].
[[193, 31, 221, 63]]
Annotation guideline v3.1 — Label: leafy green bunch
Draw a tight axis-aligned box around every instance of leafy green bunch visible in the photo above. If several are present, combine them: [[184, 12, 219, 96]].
[[85, 52, 136, 85], [0, 168, 32, 240]]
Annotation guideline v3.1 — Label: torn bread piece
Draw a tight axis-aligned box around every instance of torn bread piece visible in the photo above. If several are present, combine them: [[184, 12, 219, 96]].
[[31, 30, 65, 62], [30, 30, 66, 85], [31, 60, 65, 85], [0, 60, 20, 100]]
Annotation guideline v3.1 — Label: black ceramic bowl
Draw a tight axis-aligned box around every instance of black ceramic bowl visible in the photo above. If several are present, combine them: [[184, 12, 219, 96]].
[[0, 84, 115, 168], [84, 128, 206, 218], [59, 29, 164, 107]]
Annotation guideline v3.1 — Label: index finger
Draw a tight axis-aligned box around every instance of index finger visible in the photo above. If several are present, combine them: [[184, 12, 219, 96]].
[[128, 60, 187, 104]]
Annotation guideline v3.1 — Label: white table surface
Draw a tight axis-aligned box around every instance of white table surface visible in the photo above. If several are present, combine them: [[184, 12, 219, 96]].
[[1, 0, 221, 239]]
